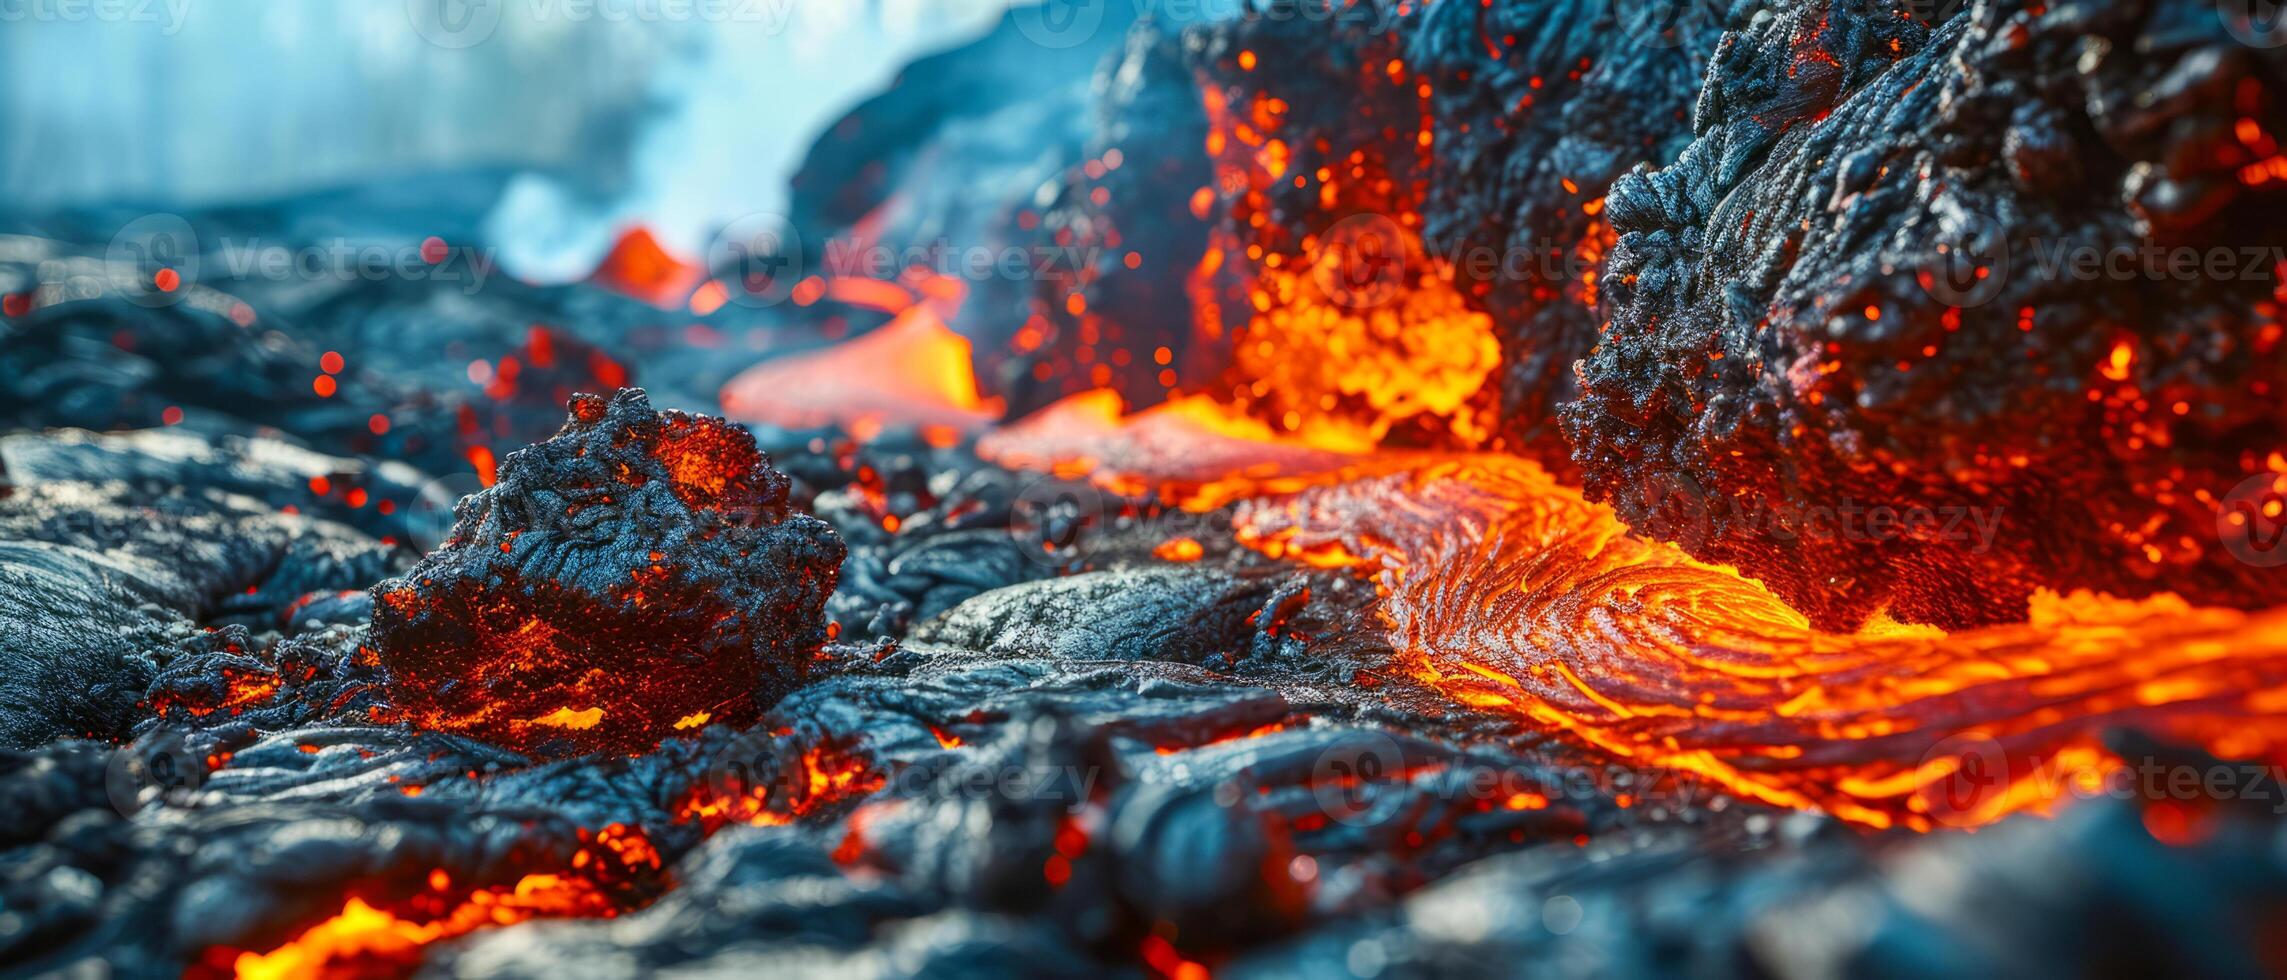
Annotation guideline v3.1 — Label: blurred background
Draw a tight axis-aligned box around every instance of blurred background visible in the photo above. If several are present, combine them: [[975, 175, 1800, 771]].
[[0, 0, 1010, 279]]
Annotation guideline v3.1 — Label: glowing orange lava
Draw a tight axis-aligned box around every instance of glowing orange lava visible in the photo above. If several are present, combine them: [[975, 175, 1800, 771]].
[[720, 306, 1000, 440], [220, 824, 662, 980], [1186, 36, 1497, 450], [589, 227, 704, 308], [1220, 218, 1500, 450], [986, 393, 2287, 831]]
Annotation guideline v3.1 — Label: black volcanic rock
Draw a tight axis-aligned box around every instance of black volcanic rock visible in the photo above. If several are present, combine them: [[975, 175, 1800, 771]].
[[1567, 0, 2287, 628], [369, 389, 845, 758]]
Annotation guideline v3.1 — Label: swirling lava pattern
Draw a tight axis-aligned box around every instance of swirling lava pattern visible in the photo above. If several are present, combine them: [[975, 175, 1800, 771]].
[[983, 394, 2287, 830]]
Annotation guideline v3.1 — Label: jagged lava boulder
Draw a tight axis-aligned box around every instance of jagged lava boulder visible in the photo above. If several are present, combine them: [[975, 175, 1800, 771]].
[[370, 389, 845, 757]]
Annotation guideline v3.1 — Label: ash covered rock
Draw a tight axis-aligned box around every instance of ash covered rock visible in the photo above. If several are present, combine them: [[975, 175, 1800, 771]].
[[997, 15, 1218, 416], [415, 654, 1607, 977], [1568, 0, 2287, 627], [369, 388, 845, 758], [0, 426, 432, 555], [0, 731, 673, 976], [790, 434, 1058, 642]]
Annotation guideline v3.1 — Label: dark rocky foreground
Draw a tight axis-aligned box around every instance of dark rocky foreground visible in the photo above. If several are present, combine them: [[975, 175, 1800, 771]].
[[6, 402, 2287, 978]]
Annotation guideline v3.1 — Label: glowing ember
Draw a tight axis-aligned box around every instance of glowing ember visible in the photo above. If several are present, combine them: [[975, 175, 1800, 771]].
[[1222, 218, 1499, 450], [676, 738, 885, 832]]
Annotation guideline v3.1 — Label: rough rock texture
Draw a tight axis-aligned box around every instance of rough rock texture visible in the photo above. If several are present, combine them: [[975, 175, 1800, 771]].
[[1410, 0, 1719, 469], [0, 436, 401, 749], [1225, 792, 2287, 978], [1567, 0, 2287, 628], [369, 389, 845, 758]]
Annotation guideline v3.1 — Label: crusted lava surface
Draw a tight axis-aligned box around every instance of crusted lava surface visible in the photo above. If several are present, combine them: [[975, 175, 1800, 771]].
[[1567, 0, 2287, 628], [370, 389, 844, 758]]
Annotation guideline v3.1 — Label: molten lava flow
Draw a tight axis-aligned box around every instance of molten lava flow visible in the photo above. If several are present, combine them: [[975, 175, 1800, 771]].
[[219, 824, 663, 980], [720, 305, 1000, 441], [986, 393, 2287, 831]]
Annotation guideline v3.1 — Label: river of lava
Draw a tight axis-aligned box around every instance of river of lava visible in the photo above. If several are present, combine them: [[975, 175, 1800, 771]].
[[980, 392, 2287, 831]]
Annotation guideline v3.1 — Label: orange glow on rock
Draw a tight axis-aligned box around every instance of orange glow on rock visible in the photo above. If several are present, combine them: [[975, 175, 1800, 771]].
[[676, 739, 885, 831]]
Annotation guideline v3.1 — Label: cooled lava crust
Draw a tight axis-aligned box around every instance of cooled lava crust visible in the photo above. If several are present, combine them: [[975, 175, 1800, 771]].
[[370, 389, 845, 757], [1567, 0, 2287, 629]]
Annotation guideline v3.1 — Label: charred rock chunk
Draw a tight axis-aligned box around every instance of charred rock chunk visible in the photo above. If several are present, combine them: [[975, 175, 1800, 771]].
[[999, 15, 1217, 416], [370, 389, 844, 758], [1568, 0, 2287, 628]]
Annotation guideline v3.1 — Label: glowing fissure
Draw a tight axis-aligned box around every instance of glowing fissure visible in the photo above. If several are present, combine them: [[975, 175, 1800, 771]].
[[218, 824, 664, 980]]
